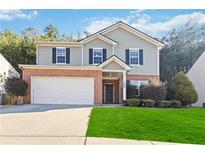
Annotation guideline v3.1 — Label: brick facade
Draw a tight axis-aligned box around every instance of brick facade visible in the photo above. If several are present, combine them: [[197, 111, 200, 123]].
[[22, 68, 160, 105], [22, 68, 103, 104], [127, 75, 160, 85]]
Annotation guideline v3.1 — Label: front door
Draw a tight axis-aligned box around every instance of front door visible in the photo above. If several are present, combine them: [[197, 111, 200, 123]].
[[105, 84, 114, 103]]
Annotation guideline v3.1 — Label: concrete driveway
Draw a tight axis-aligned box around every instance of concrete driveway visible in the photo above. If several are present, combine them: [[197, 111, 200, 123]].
[[0, 104, 92, 144], [0, 104, 184, 145]]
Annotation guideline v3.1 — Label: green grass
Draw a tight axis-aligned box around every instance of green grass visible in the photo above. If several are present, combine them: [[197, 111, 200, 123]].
[[86, 107, 205, 144]]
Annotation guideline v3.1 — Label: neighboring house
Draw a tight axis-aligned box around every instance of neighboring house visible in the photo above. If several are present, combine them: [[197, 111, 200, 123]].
[[0, 53, 20, 93], [19, 21, 164, 105], [0, 53, 20, 104], [187, 51, 205, 107]]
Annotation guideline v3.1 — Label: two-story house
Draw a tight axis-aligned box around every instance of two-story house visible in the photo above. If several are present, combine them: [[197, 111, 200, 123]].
[[19, 21, 164, 105]]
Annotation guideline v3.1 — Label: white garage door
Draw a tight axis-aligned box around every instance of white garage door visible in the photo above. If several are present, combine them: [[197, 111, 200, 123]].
[[32, 77, 94, 105]]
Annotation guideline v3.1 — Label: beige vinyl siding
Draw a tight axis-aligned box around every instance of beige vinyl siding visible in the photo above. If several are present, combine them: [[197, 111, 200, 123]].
[[102, 61, 125, 70], [83, 38, 113, 66], [37, 46, 82, 65], [104, 28, 159, 75]]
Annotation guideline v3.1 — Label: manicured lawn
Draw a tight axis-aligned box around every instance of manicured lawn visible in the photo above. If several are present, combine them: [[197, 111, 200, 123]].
[[86, 107, 205, 144]]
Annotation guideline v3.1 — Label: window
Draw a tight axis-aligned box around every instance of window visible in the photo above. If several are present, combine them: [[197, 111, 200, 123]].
[[129, 80, 149, 96], [129, 49, 139, 65], [56, 47, 66, 64], [93, 48, 103, 64]]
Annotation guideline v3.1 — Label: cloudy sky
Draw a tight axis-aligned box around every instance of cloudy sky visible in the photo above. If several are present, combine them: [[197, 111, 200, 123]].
[[0, 9, 205, 38]]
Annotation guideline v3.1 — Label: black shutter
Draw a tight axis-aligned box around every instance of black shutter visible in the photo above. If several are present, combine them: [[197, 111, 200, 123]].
[[125, 49, 130, 65], [126, 80, 131, 99], [52, 48, 56, 64], [89, 48, 93, 64], [103, 48, 107, 62], [66, 48, 70, 64], [139, 49, 143, 65]]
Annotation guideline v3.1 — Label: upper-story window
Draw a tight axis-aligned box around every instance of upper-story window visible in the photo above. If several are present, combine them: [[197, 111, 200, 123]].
[[129, 48, 139, 65], [56, 47, 66, 64], [93, 48, 103, 64]]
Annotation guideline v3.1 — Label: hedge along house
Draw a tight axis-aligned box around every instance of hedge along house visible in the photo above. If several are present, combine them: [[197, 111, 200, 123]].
[[19, 21, 164, 105], [187, 50, 205, 107]]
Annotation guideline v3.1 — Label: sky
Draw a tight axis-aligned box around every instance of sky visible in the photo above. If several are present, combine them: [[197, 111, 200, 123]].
[[0, 9, 205, 38]]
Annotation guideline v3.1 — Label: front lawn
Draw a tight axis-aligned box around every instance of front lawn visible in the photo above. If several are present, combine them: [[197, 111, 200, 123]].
[[86, 107, 205, 144]]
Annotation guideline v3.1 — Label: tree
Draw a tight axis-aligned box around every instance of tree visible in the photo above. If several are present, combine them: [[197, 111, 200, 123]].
[[166, 72, 198, 106], [0, 30, 23, 73], [43, 24, 59, 41], [0, 29, 37, 73], [160, 21, 205, 81]]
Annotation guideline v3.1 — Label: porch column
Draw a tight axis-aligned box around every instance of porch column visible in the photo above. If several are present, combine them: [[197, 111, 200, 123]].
[[123, 70, 126, 100]]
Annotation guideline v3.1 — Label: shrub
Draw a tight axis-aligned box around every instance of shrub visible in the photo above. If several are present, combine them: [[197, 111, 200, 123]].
[[158, 100, 171, 108], [141, 99, 155, 107], [126, 99, 141, 107], [166, 72, 198, 106], [171, 100, 181, 108], [123, 100, 128, 106], [5, 78, 27, 104], [140, 84, 166, 102], [126, 84, 140, 99]]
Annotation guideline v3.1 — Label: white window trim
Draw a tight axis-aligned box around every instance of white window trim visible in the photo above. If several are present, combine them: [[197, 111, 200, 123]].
[[129, 48, 139, 66], [93, 48, 103, 65], [56, 47, 66, 64]]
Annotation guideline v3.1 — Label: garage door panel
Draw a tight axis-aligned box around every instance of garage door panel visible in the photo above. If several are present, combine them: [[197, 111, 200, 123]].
[[32, 77, 94, 105]]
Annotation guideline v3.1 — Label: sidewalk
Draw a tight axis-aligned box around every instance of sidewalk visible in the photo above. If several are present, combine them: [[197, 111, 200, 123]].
[[85, 137, 180, 145], [0, 136, 182, 145]]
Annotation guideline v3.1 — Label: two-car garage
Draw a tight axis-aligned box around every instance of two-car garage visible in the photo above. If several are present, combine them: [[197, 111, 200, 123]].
[[31, 77, 94, 105]]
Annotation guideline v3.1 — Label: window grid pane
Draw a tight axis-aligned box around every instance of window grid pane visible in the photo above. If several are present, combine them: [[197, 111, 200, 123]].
[[94, 57, 102, 64], [130, 57, 138, 64], [57, 56, 66, 63], [93, 48, 103, 64], [130, 49, 139, 65], [56, 48, 66, 64]]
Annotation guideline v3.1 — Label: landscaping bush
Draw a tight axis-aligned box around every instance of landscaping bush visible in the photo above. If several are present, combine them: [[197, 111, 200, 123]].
[[5, 78, 27, 104], [171, 100, 181, 108], [141, 99, 155, 107], [126, 84, 140, 99], [140, 84, 166, 102], [166, 72, 198, 106], [158, 100, 171, 108], [126, 99, 141, 107]]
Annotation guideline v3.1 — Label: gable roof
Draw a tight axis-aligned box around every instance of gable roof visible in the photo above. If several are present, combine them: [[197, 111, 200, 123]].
[[98, 55, 132, 70], [80, 21, 164, 47], [0, 53, 20, 78], [80, 33, 118, 46]]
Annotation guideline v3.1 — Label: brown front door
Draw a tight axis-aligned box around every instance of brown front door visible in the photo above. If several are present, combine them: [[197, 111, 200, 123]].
[[105, 84, 114, 103]]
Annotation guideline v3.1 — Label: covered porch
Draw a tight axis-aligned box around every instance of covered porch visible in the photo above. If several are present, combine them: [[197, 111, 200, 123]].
[[98, 56, 132, 104]]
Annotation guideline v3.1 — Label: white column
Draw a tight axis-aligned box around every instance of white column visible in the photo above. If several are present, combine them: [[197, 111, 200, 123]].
[[123, 71, 126, 100]]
